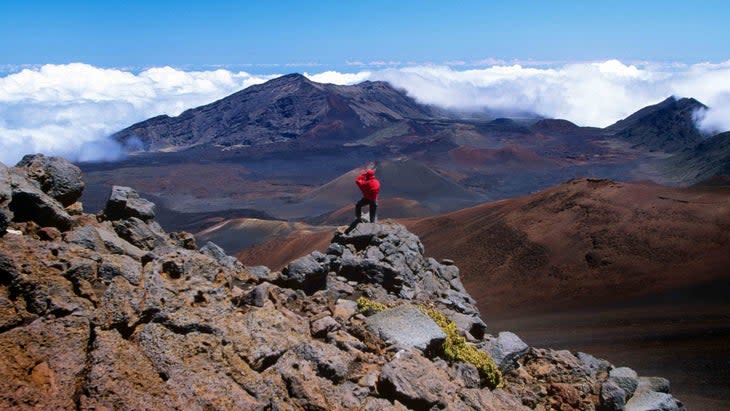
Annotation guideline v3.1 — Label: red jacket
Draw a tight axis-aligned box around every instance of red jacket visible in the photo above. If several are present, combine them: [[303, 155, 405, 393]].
[[356, 170, 380, 201]]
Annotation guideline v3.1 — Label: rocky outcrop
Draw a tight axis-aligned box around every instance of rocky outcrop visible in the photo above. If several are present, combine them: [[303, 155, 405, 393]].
[[16, 154, 84, 207], [0, 157, 685, 410]]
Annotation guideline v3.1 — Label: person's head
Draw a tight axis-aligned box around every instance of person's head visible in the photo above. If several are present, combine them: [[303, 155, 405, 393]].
[[365, 169, 375, 179]]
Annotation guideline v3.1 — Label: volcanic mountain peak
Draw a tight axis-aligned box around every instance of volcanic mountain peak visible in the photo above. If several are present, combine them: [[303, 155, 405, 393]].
[[606, 95, 706, 152], [113, 73, 434, 152]]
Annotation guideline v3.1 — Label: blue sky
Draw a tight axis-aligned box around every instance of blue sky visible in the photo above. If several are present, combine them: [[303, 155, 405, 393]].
[[2, 0, 729, 70]]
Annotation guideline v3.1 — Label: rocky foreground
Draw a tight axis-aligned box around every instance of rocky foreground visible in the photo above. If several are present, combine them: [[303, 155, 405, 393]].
[[0, 155, 685, 410]]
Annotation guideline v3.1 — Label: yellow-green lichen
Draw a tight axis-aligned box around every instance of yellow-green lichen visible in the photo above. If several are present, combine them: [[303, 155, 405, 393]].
[[419, 306, 504, 389], [356, 297, 388, 315], [356, 298, 504, 389]]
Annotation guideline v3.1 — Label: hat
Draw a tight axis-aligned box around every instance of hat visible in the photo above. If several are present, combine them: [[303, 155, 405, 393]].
[[365, 169, 375, 177]]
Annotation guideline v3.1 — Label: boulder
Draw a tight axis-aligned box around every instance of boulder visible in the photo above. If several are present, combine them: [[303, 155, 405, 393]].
[[311, 315, 340, 338], [0, 316, 90, 410], [9, 170, 73, 230], [480, 331, 529, 371], [16, 153, 84, 207], [600, 380, 627, 411], [609, 367, 639, 398], [378, 350, 458, 409], [625, 390, 681, 411], [0, 164, 13, 236], [102, 185, 155, 221], [199, 241, 239, 269], [239, 282, 271, 307], [365, 304, 446, 353], [280, 254, 327, 294], [637, 376, 671, 394], [113, 217, 168, 251], [98, 254, 143, 286], [577, 351, 611, 378]]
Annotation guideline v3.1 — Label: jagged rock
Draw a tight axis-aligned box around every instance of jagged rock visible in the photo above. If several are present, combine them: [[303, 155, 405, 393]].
[[366, 304, 446, 353], [65, 201, 84, 215], [233, 305, 310, 371], [0, 316, 90, 410], [113, 217, 169, 251], [199, 241, 239, 269], [577, 351, 612, 378], [480, 331, 529, 372], [625, 390, 682, 411], [291, 341, 354, 383], [333, 298, 358, 321], [239, 282, 271, 307], [378, 350, 458, 409], [610, 367, 639, 398], [280, 254, 327, 294], [169, 230, 197, 250], [82, 328, 184, 409], [311, 315, 340, 337], [246, 265, 279, 283], [458, 388, 531, 410], [102, 185, 155, 221], [94, 225, 146, 260], [637, 376, 671, 394], [450, 362, 481, 388], [445, 309, 487, 340], [9, 170, 73, 230], [64, 225, 106, 251], [359, 397, 409, 411], [98, 254, 143, 286], [16, 154, 84, 207], [0, 164, 13, 236], [600, 380, 627, 411]]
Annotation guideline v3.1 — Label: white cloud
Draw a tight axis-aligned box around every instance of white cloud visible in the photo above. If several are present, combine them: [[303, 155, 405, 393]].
[[2, 60, 730, 165], [0, 63, 276, 165]]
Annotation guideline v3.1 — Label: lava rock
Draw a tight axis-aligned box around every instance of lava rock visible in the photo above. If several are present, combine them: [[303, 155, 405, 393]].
[[378, 350, 458, 410], [16, 153, 84, 207], [625, 390, 681, 411], [9, 170, 73, 230], [480, 331, 530, 372], [366, 304, 446, 353], [199, 241, 239, 269], [609, 367, 639, 399], [600, 380, 627, 411], [280, 254, 327, 294], [102, 186, 155, 221]]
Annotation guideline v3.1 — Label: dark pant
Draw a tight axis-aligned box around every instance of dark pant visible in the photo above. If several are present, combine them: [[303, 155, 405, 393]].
[[355, 198, 378, 222]]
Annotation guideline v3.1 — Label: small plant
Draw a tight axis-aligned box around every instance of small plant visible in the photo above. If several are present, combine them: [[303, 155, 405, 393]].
[[356, 296, 388, 315], [419, 306, 504, 389]]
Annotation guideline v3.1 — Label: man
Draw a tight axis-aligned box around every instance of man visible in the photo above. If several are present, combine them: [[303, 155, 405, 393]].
[[355, 166, 380, 223]]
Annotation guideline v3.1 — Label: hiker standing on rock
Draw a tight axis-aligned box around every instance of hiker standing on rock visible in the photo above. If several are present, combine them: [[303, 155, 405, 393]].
[[355, 163, 380, 223]]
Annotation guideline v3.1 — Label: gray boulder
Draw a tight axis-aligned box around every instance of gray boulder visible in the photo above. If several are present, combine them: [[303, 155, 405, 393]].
[[9, 170, 73, 230], [625, 390, 681, 411], [199, 241, 240, 269], [577, 351, 612, 378], [102, 186, 155, 221], [610, 367, 639, 399], [365, 304, 446, 353], [378, 350, 458, 410], [600, 380, 626, 411], [113, 217, 168, 251], [637, 376, 671, 394], [280, 254, 327, 294], [0, 164, 13, 236], [480, 331, 529, 372], [16, 153, 84, 207]]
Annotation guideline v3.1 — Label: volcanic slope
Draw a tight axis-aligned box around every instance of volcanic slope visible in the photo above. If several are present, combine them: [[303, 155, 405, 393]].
[[408, 178, 730, 316], [114, 73, 436, 151]]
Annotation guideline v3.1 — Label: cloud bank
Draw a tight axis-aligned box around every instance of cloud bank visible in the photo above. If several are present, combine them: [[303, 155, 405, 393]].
[[2, 60, 730, 164]]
